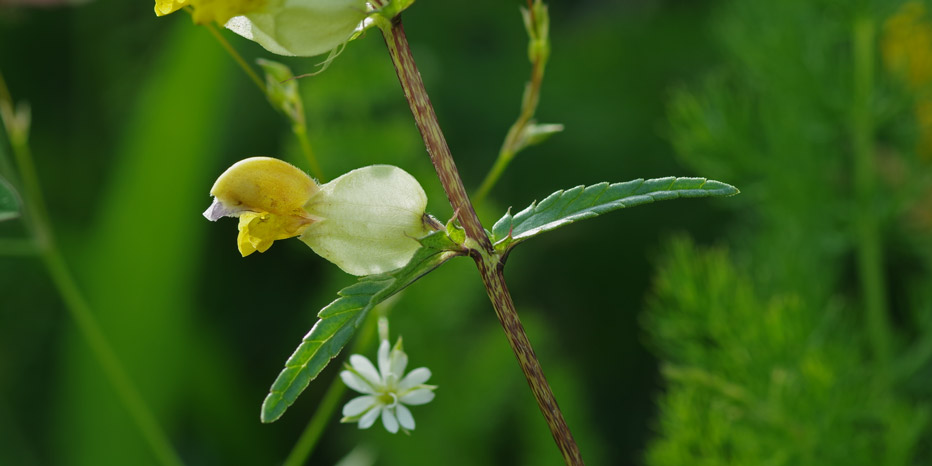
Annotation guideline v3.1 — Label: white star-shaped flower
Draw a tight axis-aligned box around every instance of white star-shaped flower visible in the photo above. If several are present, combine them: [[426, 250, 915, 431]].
[[340, 338, 436, 433]]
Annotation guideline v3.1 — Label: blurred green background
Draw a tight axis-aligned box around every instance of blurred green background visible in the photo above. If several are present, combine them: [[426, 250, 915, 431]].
[[2, 0, 931, 464]]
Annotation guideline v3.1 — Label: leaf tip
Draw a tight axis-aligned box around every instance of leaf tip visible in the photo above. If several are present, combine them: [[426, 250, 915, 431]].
[[260, 394, 285, 423]]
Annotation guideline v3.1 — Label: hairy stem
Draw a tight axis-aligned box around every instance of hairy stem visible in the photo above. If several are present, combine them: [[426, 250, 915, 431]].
[[852, 15, 892, 366], [0, 73, 184, 466], [379, 16, 583, 465]]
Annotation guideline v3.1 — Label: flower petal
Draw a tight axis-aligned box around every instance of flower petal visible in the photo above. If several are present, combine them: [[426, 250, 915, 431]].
[[349, 354, 381, 387], [395, 404, 415, 430], [389, 347, 408, 381], [377, 339, 391, 381], [382, 408, 399, 433], [340, 370, 375, 395], [358, 406, 381, 429], [342, 395, 376, 417], [399, 367, 431, 390], [202, 198, 241, 221], [400, 388, 435, 406]]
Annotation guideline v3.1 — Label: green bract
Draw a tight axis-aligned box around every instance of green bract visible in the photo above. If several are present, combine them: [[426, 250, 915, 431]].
[[225, 0, 368, 57], [301, 164, 431, 276]]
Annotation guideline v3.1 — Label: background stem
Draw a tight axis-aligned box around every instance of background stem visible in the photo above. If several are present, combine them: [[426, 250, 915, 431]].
[[474, 0, 548, 204], [379, 17, 584, 465], [852, 15, 893, 367], [0, 74, 183, 466]]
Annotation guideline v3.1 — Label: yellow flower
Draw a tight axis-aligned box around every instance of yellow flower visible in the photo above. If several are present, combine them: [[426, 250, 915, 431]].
[[204, 157, 431, 275], [154, 0, 268, 25], [883, 2, 932, 159], [154, 0, 188, 16], [204, 157, 317, 257]]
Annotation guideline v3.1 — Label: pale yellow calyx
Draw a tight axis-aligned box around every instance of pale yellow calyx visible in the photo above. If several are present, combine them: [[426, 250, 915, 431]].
[[205, 157, 318, 256], [225, 0, 369, 57], [154, 0, 188, 16], [300, 165, 430, 276]]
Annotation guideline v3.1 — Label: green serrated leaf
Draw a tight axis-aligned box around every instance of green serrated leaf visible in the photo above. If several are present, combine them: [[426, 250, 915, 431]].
[[260, 231, 461, 423], [0, 175, 22, 222], [491, 177, 739, 249]]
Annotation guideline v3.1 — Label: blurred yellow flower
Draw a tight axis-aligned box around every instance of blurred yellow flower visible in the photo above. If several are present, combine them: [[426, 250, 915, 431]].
[[883, 1, 932, 159]]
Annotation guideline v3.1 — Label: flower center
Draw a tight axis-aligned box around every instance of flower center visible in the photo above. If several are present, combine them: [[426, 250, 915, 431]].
[[377, 392, 398, 408]]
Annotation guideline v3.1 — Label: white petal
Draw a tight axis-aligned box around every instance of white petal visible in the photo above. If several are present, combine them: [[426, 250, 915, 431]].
[[342, 396, 376, 417], [377, 340, 390, 381], [400, 388, 435, 406], [340, 370, 375, 395], [399, 367, 431, 390], [382, 408, 399, 433], [349, 355, 381, 387], [395, 404, 415, 430], [389, 348, 408, 381], [358, 406, 381, 429], [202, 198, 241, 221]]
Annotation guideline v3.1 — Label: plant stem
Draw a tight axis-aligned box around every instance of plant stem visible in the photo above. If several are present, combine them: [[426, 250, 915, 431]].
[[474, 1, 549, 204], [203, 22, 266, 93], [201, 21, 326, 181], [0, 74, 184, 466], [852, 15, 892, 366], [282, 309, 379, 466], [294, 126, 326, 182], [379, 17, 584, 465]]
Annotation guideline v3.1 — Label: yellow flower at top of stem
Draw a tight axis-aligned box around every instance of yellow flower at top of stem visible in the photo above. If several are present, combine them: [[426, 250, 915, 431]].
[[154, 0, 269, 25]]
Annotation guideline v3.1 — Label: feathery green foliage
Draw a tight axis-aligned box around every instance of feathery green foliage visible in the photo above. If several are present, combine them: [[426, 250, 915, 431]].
[[645, 0, 932, 464]]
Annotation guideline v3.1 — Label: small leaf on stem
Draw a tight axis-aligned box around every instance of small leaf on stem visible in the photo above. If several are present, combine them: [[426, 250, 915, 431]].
[[491, 177, 739, 250]]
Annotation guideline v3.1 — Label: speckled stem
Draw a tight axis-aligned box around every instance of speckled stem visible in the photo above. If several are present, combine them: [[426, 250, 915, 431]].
[[380, 16, 584, 465]]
